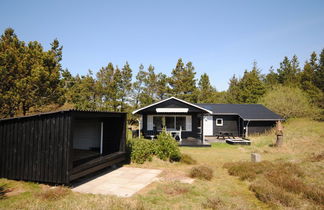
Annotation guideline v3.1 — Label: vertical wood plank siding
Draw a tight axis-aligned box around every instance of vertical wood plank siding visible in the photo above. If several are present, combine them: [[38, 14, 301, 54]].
[[0, 112, 71, 184]]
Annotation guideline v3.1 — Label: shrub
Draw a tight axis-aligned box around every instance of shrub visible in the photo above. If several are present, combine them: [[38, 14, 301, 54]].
[[38, 186, 70, 201], [155, 131, 181, 162], [127, 138, 156, 164], [250, 179, 300, 207], [189, 165, 213, 180], [309, 152, 324, 162], [265, 170, 306, 194], [223, 161, 303, 181], [302, 185, 324, 205], [180, 153, 197, 165], [223, 161, 273, 181], [202, 197, 225, 209], [259, 85, 318, 119]]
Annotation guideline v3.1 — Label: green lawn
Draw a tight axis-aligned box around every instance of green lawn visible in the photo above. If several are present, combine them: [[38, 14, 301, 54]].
[[1, 118, 323, 209]]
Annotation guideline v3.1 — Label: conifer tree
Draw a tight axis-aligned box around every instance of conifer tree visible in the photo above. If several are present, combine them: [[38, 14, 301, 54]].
[[0, 28, 64, 117], [119, 61, 132, 111], [132, 64, 146, 109], [197, 73, 216, 103], [68, 71, 97, 110], [315, 49, 324, 92], [169, 58, 197, 102], [277, 55, 301, 86], [96, 63, 121, 111]]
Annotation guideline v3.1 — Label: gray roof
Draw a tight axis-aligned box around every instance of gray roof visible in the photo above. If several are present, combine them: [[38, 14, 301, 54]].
[[196, 104, 283, 121]]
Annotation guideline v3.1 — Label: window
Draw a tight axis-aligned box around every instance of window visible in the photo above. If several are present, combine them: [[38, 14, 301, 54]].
[[151, 116, 188, 131], [165, 117, 175, 129], [176, 117, 186, 130], [153, 116, 163, 130], [216, 118, 223, 126]]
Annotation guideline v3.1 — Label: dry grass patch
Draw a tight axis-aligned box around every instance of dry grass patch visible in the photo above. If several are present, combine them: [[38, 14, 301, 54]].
[[189, 165, 213, 180], [308, 151, 324, 162], [250, 178, 300, 207], [37, 186, 70, 201], [223, 161, 273, 181], [162, 182, 190, 196], [180, 153, 197, 165], [202, 197, 225, 209]]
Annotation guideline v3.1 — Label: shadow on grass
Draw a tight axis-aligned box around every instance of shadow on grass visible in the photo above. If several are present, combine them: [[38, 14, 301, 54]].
[[0, 184, 9, 200]]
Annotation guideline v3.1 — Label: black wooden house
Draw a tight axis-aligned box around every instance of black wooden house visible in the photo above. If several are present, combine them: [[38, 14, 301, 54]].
[[0, 110, 127, 185], [132, 97, 283, 144]]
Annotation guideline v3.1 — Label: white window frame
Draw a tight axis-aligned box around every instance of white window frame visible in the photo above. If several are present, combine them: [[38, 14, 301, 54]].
[[150, 115, 191, 132], [216, 118, 223, 126]]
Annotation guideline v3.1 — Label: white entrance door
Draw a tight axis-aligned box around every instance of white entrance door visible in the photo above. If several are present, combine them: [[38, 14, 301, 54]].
[[203, 115, 213, 136]]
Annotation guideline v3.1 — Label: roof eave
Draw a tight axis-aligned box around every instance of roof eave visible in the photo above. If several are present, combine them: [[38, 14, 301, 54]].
[[132, 97, 213, 114]]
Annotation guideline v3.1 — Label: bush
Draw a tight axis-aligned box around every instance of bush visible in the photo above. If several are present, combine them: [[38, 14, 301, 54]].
[[309, 151, 324, 162], [250, 179, 300, 207], [259, 85, 318, 119], [180, 153, 197, 165], [155, 131, 181, 162], [223, 161, 303, 181], [189, 165, 213, 180], [223, 161, 274, 181], [127, 138, 156, 164], [202, 197, 225, 209], [302, 185, 324, 205]]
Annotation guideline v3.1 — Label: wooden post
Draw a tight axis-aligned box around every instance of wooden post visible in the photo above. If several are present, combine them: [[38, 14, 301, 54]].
[[275, 121, 283, 147]]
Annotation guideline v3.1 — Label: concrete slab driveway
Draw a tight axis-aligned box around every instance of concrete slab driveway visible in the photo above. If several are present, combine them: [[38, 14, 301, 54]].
[[72, 167, 161, 197]]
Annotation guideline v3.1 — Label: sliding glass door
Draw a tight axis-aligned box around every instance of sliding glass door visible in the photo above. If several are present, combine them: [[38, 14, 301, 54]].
[[153, 116, 187, 131]]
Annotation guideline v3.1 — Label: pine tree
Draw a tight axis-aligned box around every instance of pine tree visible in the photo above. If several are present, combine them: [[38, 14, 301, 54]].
[[119, 61, 132, 111], [226, 75, 240, 103], [226, 62, 266, 104], [277, 55, 301, 86], [197, 73, 216, 103], [96, 63, 121, 111], [264, 66, 279, 87], [0, 28, 64, 117], [169, 58, 197, 102], [156, 72, 169, 100], [68, 71, 97, 110], [315, 49, 324, 92], [132, 64, 146, 109]]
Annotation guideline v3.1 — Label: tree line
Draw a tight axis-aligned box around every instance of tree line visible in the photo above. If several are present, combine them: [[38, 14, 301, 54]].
[[0, 28, 323, 119]]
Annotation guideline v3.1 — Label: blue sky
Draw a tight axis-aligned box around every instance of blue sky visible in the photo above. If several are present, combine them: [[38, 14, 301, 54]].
[[1, 0, 324, 91]]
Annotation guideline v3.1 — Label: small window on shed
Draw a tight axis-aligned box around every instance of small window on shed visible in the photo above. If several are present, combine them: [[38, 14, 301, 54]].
[[216, 118, 223, 126]]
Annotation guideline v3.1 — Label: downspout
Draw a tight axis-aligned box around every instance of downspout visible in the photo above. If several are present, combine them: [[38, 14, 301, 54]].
[[137, 118, 141, 138], [100, 122, 103, 154], [201, 115, 204, 144], [245, 120, 250, 138]]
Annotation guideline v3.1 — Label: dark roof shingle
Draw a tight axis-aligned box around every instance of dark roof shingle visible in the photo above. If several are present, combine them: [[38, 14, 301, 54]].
[[196, 104, 283, 120]]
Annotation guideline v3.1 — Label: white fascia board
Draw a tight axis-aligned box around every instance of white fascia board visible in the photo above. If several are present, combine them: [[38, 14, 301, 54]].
[[132, 96, 213, 114], [156, 108, 189, 113], [243, 119, 284, 121]]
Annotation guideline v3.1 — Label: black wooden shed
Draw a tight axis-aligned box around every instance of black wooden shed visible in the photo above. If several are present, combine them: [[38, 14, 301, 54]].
[[0, 110, 127, 185]]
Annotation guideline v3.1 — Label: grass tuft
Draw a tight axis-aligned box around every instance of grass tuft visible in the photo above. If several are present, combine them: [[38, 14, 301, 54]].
[[189, 165, 213, 181], [162, 182, 190, 196], [180, 153, 197, 165], [223, 161, 273, 181], [250, 179, 300, 207], [202, 197, 225, 209], [308, 151, 324, 162]]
